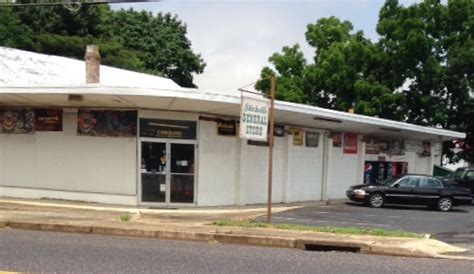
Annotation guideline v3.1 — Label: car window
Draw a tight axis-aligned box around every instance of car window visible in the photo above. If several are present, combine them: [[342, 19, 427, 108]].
[[454, 168, 466, 180], [419, 178, 442, 188], [466, 171, 474, 181], [397, 177, 418, 188]]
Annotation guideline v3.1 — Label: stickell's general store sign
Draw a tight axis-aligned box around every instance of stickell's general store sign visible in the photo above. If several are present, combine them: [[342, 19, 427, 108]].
[[240, 96, 269, 141]]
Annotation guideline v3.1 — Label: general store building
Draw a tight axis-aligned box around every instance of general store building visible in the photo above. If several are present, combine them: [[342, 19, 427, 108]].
[[0, 46, 466, 207]]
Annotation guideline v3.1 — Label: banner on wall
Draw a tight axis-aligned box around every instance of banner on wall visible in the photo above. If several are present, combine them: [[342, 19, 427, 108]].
[[0, 108, 35, 134], [305, 132, 320, 148], [239, 96, 269, 141], [78, 110, 137, 137], [35, 109, 63, 131], [217, 119, 237, 136], [343, 133, 358, 154]]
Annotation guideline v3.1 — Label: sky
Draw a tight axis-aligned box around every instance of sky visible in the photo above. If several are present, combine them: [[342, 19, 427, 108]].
[[112, 0, 420, 94]]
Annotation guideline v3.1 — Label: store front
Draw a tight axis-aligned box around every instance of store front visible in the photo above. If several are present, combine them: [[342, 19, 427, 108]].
[[362, 138, 434, 184], [139, 118, 197, 206], [0, 47, 466, 207]]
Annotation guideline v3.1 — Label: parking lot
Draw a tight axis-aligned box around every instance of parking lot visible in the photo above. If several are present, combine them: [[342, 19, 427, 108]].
[[262, 202, 474, 248]]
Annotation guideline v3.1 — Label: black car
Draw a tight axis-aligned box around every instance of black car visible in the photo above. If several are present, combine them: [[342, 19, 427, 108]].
[[444, 167, 474, 197], [346, 174, 472, 211]]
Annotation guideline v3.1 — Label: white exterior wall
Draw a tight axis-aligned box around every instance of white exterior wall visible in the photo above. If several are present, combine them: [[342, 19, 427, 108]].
[[326, 137, 364, 200], [241, 141, 270, 204], [241, 135, 287, 205], [197, 120, 239, 206], [0, 110, 137, 204], [286, 131, 324, 202]]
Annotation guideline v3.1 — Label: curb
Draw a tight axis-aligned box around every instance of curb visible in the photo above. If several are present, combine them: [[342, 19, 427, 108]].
[[4, 221, 467, 259]]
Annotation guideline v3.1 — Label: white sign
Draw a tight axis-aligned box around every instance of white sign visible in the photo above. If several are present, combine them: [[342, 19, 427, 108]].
[[240, 96, 269, 141]]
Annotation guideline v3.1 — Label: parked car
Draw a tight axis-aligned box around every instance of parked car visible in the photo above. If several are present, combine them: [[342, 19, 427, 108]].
[[346, 174, 472, 211], [443, 167, 474, 197]]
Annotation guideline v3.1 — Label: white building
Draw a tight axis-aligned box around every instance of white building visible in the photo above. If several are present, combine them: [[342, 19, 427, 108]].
[[0, 46, 466, 207]]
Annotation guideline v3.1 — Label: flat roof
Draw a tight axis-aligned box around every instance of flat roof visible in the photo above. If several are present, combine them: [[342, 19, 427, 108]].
[[0, 46, 465, 141], [0, 84, 465, 141]]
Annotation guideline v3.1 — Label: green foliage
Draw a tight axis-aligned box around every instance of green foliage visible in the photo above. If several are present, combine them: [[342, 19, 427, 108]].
[[0, 219, 9, 228], [0, 4, 205, 87], [0, 8, 32, 48], [120, 214, 131, 222], [256, 0, 473, 162]]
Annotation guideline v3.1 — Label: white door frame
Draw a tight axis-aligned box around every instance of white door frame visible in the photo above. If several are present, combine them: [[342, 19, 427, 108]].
[[138, 137, 198, 207]]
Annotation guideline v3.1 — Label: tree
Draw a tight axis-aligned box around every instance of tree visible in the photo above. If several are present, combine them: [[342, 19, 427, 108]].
[[256, 0, 473, 163], [0, 5, 205, 87], [108, 10, 205, 87], [0, 8, 32, 48], [377, 0, 473, 161], [256, 16, 405, 121]]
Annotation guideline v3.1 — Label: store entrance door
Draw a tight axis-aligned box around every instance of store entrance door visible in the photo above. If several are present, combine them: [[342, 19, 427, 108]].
[[140, 140, 195, 205]]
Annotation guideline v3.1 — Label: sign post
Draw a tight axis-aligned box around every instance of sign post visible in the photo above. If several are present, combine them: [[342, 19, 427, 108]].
[[239, 75, 275, 224], [267, 74, 275, 224]]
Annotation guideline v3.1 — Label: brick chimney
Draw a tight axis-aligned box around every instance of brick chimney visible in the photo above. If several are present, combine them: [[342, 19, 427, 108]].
[[85, 45, 100, 84]]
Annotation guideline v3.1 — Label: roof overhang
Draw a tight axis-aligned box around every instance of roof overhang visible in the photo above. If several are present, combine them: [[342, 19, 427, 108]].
[[0, 85, 466, 142]]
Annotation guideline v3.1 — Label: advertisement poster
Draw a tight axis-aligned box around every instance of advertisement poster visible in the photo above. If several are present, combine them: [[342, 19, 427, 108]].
[[332, 133, 342, 147], [365, 138, 380, 154], [274, 125, 285, 137], [378, 141, 389, 153], [343, 133, 358, 154], [240, 96, 269, 141], [217, 119, 236, 136], [405, 140, 422, 152], [305, 132, 320, 148], [78, 110, 137, 137], [389, 140, 405, 156], [140, 118, 196, 139], [35, 109, 63, 131], [0, 108, 35, 134], [421, 141, 431, 157], [289, 128, 304, 146]]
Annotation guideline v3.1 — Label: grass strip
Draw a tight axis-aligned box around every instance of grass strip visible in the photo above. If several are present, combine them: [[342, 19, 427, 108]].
[[211, 219, 422, 238]]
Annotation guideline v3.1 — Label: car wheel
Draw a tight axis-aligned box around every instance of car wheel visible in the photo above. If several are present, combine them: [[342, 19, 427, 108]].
[[437, 197, 453, 212], [368, 193, 385, 208]]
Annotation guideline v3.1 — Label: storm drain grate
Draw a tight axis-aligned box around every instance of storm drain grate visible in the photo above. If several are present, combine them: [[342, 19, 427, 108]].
[[304, 244, 361, 253]]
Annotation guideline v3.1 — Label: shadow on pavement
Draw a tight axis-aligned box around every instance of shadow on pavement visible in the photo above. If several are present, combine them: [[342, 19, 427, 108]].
[[344, 202, 470, 213]]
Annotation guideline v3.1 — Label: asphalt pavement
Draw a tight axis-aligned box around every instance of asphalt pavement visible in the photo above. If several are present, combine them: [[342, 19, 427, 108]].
[[1, 229, 473, 273], [264, 202, 474, 250]]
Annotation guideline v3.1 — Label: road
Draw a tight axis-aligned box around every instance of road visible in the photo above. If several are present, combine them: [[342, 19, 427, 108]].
[[0, 229, 473, 273]]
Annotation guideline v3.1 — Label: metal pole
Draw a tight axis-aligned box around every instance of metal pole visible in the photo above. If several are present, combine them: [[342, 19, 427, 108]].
[[267, 74, 276, 224]]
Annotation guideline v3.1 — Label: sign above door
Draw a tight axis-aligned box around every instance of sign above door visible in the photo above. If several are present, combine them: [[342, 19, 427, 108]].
[[140, 118, 197, 140]]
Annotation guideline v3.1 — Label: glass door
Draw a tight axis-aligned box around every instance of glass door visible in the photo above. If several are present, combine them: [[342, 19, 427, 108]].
[[140, 140, 195, 205], [141, 142, 167, 203], [170, 143, 195, 203]]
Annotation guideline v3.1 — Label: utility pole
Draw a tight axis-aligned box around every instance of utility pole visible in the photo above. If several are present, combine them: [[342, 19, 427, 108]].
[[267, 74, 275, 224]]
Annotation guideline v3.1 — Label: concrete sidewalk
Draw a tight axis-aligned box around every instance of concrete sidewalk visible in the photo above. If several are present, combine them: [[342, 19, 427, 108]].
[[0, 198, 471, 260]]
